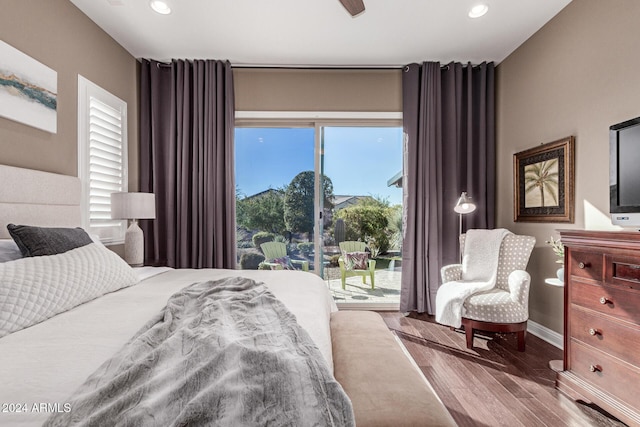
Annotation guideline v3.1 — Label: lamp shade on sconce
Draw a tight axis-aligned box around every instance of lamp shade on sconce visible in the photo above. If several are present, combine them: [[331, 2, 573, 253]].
[[110, 192, 156, 266]]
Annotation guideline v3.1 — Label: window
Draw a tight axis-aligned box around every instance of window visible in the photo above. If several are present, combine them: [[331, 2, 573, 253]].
[[78, 75, 128, 243]]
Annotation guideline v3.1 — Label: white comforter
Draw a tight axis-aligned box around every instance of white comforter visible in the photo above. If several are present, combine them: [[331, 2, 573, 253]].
[[0, 268, 337, 427]]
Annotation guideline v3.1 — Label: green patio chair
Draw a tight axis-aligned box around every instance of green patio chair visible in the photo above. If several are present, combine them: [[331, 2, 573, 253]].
[[260, 241, 309, 271], [338, 241, 376, 289]]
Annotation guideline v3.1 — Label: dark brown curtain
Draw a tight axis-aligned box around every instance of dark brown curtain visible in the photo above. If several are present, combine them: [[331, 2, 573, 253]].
[[139, 59, 236, 268], [400, 61, 495, 314]]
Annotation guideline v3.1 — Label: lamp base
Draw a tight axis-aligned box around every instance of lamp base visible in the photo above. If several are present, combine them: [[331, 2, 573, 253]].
[[124, 220, 144, 267]]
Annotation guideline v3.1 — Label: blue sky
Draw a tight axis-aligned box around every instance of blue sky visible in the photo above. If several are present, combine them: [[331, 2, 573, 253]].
[[235, 127, 403, 205]]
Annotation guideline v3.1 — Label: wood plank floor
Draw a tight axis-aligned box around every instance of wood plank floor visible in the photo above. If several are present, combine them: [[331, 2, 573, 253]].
[[379, 312, 627, 427]]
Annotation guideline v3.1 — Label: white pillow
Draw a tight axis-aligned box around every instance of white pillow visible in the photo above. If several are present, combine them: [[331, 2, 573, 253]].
[[0, 243, 139, 337], [0, 239, 22, 263]]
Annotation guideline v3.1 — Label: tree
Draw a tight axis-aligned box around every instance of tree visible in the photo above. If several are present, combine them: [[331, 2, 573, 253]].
[[524, 159, 559, 207], [284, 171, 334, 237], [236, 188, 286, 234]]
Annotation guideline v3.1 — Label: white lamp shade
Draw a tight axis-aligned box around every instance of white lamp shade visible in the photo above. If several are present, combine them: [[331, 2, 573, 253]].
[[454, 192, 477, 214], [110, 192, 156, 220]]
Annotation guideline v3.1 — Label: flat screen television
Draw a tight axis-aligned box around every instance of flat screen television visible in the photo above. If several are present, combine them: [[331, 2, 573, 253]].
[[610, 116, 640, 227]]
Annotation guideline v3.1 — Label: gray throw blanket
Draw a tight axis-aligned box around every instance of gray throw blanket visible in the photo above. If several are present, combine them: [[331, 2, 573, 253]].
[[45, 277, 355, 427]]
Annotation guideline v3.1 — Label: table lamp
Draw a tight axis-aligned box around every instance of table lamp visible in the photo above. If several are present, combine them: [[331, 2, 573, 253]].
[[110, 192, 156, 266]]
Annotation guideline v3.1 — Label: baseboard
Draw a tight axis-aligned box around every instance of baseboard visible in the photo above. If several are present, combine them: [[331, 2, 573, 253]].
[[527, 320, 563, 350]]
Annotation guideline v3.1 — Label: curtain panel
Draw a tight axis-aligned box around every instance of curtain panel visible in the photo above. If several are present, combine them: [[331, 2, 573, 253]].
[[139, 59, 236, 269], [400, 61, 495, 314]]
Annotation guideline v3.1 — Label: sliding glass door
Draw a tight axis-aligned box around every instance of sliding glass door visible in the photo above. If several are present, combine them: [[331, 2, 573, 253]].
[[320, 127, 403, 308], [235, 123, 403, 308]]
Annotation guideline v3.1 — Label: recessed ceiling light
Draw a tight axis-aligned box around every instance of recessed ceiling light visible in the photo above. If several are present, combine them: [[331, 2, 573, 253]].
[[150, 0, 171, 15], [468, 4, 488, 18]]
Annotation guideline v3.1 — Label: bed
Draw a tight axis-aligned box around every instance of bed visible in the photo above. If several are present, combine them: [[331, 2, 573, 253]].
[[0, 165, 350, 426]]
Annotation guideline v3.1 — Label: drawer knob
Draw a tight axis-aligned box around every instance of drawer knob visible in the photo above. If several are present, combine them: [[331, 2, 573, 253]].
[[589, 364, 602, 373], [589, 328, 600, 336], [578, 262, 588, 269], [599, 297, 610, 305]]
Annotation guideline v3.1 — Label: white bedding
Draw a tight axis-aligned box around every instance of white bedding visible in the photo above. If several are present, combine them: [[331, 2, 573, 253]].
[[0, 268, 337, 427]]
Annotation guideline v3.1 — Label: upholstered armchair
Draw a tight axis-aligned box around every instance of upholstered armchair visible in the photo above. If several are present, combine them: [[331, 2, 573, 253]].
[[338, 241, 376, 290], [440, 233, 535, 351]]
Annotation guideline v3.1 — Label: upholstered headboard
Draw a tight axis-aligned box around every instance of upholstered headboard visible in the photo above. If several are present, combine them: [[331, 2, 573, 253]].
[[0, 165, 82, 239]]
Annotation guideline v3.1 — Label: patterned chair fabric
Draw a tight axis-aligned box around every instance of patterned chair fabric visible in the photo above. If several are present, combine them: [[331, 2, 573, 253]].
[[440, 233, 536, 324]]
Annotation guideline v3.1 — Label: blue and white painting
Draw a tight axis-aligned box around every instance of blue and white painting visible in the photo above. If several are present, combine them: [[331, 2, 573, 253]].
[[0, 40, 57, 133]]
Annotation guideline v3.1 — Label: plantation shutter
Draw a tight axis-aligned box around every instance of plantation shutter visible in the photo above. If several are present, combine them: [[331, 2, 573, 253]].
[[78, 75, 128, 243]]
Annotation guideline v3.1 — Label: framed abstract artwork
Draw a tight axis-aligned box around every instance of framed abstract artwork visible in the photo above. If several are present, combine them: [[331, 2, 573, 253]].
[[0, 41, 57, 133], [513, 136, 575, 222]]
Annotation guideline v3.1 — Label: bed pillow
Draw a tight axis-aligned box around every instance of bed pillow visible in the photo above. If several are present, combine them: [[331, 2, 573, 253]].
[[0, 243, 139, 338], [7, 224, 93, 257], [343, 251, 368, 270], [0, 239, 22, 263]]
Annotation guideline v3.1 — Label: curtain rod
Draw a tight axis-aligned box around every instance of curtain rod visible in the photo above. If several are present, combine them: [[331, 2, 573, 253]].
[[145, 59, 485, 70]]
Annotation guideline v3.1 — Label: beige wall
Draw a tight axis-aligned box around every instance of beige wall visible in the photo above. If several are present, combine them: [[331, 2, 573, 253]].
[[0, 0, 139, 191], [235, 68, 402, 112], [496, 0, 640, 333]]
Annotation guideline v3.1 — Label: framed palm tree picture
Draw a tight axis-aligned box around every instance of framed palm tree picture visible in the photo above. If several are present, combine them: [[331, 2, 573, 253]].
[[514, 136, 575, 222]]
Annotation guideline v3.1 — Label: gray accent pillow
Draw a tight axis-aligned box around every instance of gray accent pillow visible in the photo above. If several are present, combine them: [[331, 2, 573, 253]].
[[7, 224, 93, 257]]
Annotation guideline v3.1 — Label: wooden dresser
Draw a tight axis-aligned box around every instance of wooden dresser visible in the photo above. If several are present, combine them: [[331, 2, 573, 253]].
[[557, 230, 640, 425]]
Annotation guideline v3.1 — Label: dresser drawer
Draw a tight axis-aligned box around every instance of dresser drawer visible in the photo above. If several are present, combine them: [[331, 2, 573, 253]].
[[570, 280, 640, 326], [570, 340, 640, 409], [569, 250, 603, 281], [605, 254, 640, 291], [570, 305, 640, 367]]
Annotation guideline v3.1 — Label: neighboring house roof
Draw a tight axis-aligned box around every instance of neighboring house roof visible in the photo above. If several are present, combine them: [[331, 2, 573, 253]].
[[333, 195, 373, 210], [242, 188, 281, 200]]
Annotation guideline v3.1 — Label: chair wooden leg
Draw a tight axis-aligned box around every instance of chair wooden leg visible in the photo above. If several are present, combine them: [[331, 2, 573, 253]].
[[459, 319, 528, 352], [362, 275, 367, 284], [465, 326, 475, 349], [341, 272, 346, 290], [370, 272, 375, 289]]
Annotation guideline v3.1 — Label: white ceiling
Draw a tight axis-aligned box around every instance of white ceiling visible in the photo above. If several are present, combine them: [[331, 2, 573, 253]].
[[69, 0, 572, 67]]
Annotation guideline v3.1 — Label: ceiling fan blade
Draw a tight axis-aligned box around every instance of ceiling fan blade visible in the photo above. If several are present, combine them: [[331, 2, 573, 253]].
[[339, 0, 365, 16]]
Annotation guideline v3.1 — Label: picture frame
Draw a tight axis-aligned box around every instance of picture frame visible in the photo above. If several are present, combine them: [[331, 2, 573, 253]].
[[513, 136, 575, 222]]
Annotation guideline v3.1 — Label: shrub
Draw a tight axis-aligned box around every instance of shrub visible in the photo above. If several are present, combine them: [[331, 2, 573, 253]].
[[297, 242, 314, 255], [239, 252, 265, 270], [329, 254, 341, 267], [252, 231, 275, 248], [335, 202, 390, 254]]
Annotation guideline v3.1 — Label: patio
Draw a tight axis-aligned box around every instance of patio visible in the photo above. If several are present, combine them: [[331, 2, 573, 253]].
[[324, 266, 401, 304]]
